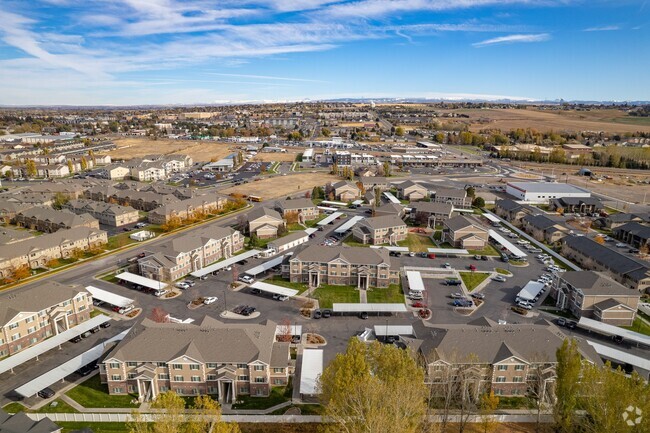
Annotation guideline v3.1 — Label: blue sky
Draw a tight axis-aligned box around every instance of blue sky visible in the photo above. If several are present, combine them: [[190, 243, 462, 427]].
[[0, 0, 648, 105]]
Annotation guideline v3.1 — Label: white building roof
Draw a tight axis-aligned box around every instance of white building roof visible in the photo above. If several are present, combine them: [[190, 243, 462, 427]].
[[516, 281, 545, 301], [483, 213, 500, 223], [332, 303, 407, 313], [15, 328, 130, 398], [85, 285, 134, 308], [488, 229, 527, 258], [334, 216, 365, 234], [115, 272, 167, 290], [508, 182, 590, 195], [370, 246, 409, 252], [300, 349, 323, 395], [320, 200, 347, 207], [578, 317, 650, 347], [190, 250, 261, 277], [0, 315, 111, 375], [249, 281, 299, 297], [246, 255, 292, 277], [427, 248, 470, 255], [373, 325, 414, 336], [406, 271, 425, 292], [383, 192, 401, 204], [317, 211, 344, 226], [587, 340, 650, 373]]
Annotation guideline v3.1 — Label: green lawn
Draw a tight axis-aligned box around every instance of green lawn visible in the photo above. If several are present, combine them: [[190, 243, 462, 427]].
[[265, 275, 306, 291], [305, 214, 327, 228], [467, 244, 500, 256], [494, 268, 512, 275], [367, 284, 405, 303], [310, 284, 360, 308], [342, 236, 371, 248], [458, 272, 490, 292], [2, 402, 26, 413], [90, 309, 106, 318], [245, 236, 273, 249], [106, 232, 138, 250], [397, 234, 435, 253], [65, 375, 138, 409], [3, 399, 78, 414], [59, 422, 136, 433], [622, 317, 650, 336], [232, 386, 290, 410], [99, 273, 120, 284]]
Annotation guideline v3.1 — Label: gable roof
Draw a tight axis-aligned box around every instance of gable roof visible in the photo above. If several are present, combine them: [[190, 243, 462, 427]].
[[0, 282, 85, 327], [247, 206, 282, 222], [444, 215, 487, 233], [357, 214, 406, 230], [523, 214, 563, 230], [292, 244, 394, 268], [410, 201, 454, 215], [0, 409, 60, 433], [496, 199, 523, 212], [560, 271, 633, 296], [275, 198, 315, 211]]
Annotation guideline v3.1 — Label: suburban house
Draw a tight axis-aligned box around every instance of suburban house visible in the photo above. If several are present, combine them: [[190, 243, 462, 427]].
[[100, 317, 291, 403], [414, 318, 599, 401], [0, 227, 108, 277], [246, 207, 285, 239], [521, 214, 569, 244], [551, 271, 639, 326], [138, 225, 244, 282], [374, 202, 406, 218], [14, 207, 99, 233], [612, 222, 650, 249], [432, 188, 471, 208], [561, 235, 650, 293], [0, 282, 92, 357], [410, 202, 455, 227], [549, 197, 603, 214], [442, 216, 489, 249], [332, 181, 361, 202], [147, 195, 228, 225], [494, 199, 529, 225], [275, 198, 319, 222], [395, 180, 428, 202], [351, 215, 408, 245], [64, 199, 139, 227], [286, 244, 399, 289]]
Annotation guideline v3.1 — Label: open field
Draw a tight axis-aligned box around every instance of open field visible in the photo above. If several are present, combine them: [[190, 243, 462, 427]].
[[442, 108, 650, 133], [221, 172, 339, 199], [110, 138, 235, 162], [252, 152, 299, 162]]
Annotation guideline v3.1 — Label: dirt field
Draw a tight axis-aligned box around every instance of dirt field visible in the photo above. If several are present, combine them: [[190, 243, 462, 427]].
[[252, 152, 299, 162], [442, 108, 650, 133], [221, 172, 339, 199], [110, 138, 235, 162]]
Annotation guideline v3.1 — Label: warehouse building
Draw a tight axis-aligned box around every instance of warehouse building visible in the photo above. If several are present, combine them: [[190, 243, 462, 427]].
[[506, 182, 591, 202]]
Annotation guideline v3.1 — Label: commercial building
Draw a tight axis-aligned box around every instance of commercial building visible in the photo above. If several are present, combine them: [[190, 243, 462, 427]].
[[287, 244, 399, 289], [101, 317, 291, 402], [506, 182, 590, 202], [442, 216, 489, 249], [351, 215, 408, 245], [64, 199, 139, 227], [552, 271, 639, 326], [0, 282, 92, 357]]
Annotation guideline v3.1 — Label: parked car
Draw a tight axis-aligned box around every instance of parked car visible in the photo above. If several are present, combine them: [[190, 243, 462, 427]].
[[471, 292, 485, 299], [427, 253, 436, 259], [412, 301, 427, 308], [450, 292, 464, 299], [556, 317, 567, 327], [154, 289, 168, 297], [511, 306, 528, 315], [313, 309, 322, 319], [480, 255, 488, 261], [38, 388, 55, 399], [69, 335, 82, 343], [616, 243, 628, 248], [442, 263, 451, 269], [203, 296, 218, 305], [445, 279, 462, 286], [183, 280, 195, 287], [566, 320, 577, 329], [359, 311, 369, 320], [238, 275, 254, 284], [322, 309, 332, 318], [492, 275, 507, 282], [99, 321, 111, 329], [474, 255, 481, 260], [272, 294, 289, 301], [175, 282, 190, 290], [468, 264, 477, 271], [77, 365, 94, 376], [516, 301, 533, 310], [612, 335, 624, 344]]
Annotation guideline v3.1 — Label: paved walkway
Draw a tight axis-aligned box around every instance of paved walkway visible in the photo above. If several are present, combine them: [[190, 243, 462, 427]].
[[359, 289, 367, 303]]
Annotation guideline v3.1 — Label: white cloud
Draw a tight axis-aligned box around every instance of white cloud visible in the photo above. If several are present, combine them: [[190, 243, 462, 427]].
[[206, 73, 327, 82], [472, 33, 550, 47], [583, 25, 619, 31]]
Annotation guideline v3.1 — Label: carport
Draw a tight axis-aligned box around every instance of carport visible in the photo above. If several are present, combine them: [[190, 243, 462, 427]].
[[115, 272, 167, 290], [578, 317, 650, 347], [371, 246, 409, 252], [300, 349, 323, 399], [14, 328, 130, 398], [406, 271, 425, 293], [317, 211, 344, 226], [332, 303, 408, 315], [373, 325, 414, 337], [488, 229, 527, 258], [383, 192, 401, 204], [427, 247, 469, 256], [587, 340, 650, 379], [248, 281, 299, 298], [190, 249, 261, 278], [516, 281, 545, 302], [0, 315, 111, 375], [335, 216, 365, 234], [86, 285, 134, 308], [246, 254, 290, 277]]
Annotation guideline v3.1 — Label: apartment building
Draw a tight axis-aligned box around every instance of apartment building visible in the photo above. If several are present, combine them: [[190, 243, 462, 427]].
[[521, 214, 569, 244], [395, 180, 428, 202], [551, 271, 639, 326], [409, 202, 455, 226], [138, 225, 244, 282], [14, 207, 99, 233], [287, 244, 399, 289], [332, 181, 361, 202], [129, 162, 166, 182], [0, 227, 107, 278], [599, 212, 650, 230], [351, 215, 407, 245], [415, 318, 599, 401], [85, 186, 180, 211], [374, 203, 406, 218], [612, 222, 650, 248], [101, 317, 291, 403], [561, 236, 650, 292], [549, 197, 603, 214], [147, 195, 228, 225], [64, 199, 139, 227], [432, 187, 471, 208], [494, 199, 529, 225], [247, 207, 285, 239], [0, 282, 92, 357], [442, 216, 489, 249], [359, 176, 391, 192], [275, 198, 319, 222]]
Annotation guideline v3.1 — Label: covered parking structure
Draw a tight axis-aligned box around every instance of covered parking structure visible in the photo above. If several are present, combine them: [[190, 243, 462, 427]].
[[189, 249, 261, 278], [406, 271, 425, 293], [332, 303, 408, 316], [371, 246, 409, 253], [334, 216, 365, 234], [14, 328, 130, 398], [373, 325, 414, 337], [427, 247, 469, 256], [587, 340, 650, 379], [246, 254, 290, 277], [249, 281, 299, 298], [317, 211, 344, 226], [320, 200, 347, 208], [578, 317, 650, 347], [115, 272, 167, 290], [516, 281, 545, 302], [299, 349, 323, 400], [488, 229, 527, 258], [383, 192, 401, 204], [86, 285, 134, 308], [0, 316, 111, 375]]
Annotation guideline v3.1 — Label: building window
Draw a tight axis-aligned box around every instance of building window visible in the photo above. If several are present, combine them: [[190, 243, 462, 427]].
[[111, 375, 122, 381], [273, 379, 284, 385], [207, 363, 217, 369], [254, 377, 266, 383], [109, 362, 120, 369], [497, 365, 508, 371], [273, 368, 284, 374], [127, 362, 137, 367], [158, 374, 170, 380], [514, 365, 525, 371], [128, 385, 135, 393], [496, 376, 506, 383], [191, 376, 201, 382], [207, 375, 217, 381], [190, 364, 200, 370], [159, 386, 169, 392], [254, 365, 264, 371], [8, 323, 18, 330], [174, 376, 184, 382], [239, 387, 248, 394], [513, 376, 524, 383], [172, 364, 183, 370], [237, 363, 247, 369], [127, 373, 136, 379], [113, 387, 123, 393], [238, 376, 249, 381]]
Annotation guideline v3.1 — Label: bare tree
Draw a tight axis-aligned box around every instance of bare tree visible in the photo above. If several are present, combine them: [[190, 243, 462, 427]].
[[149, 307, 169, 323]]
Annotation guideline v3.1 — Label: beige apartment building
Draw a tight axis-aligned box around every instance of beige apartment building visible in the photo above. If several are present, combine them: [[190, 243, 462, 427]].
[[246, 207, 285, 239], [286, 244, 399, 289], [0, 282, 92, 357], [442, 216, 489, 249], [147, 195, 228, 225], [275, 198, 319, 222], [64, 199, 139, 227], [332, 181, 361, 202], [396, 180, 428, 202], [351, 215, 407, 245], [101, 317, 291, 403], [14, 207, 99, 233]]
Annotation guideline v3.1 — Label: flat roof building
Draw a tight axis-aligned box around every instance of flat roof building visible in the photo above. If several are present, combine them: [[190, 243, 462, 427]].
[[506, 182, 591, 202]]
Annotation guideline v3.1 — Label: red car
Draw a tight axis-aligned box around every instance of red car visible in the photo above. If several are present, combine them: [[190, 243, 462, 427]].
[[412, 302, 427, 308], [468, 264, 477, 271], [428, 253, 436, 259]]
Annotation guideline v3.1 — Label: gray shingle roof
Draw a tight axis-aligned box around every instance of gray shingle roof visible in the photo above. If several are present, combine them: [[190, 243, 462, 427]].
[[0, 409, 60, 433], [247, 206, 282, 222], [523, 214, 562, 230], [560, 271, 632, 296], [275, 198, 316, 211], [0, 282, 85, 327], [358, 214, 405, 230], [495, 199, 523, 212], [0, 227, 107, 262], [292, 244, 394, 268], [410, 201, 453, 215], [444, 215, 487, 233]]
